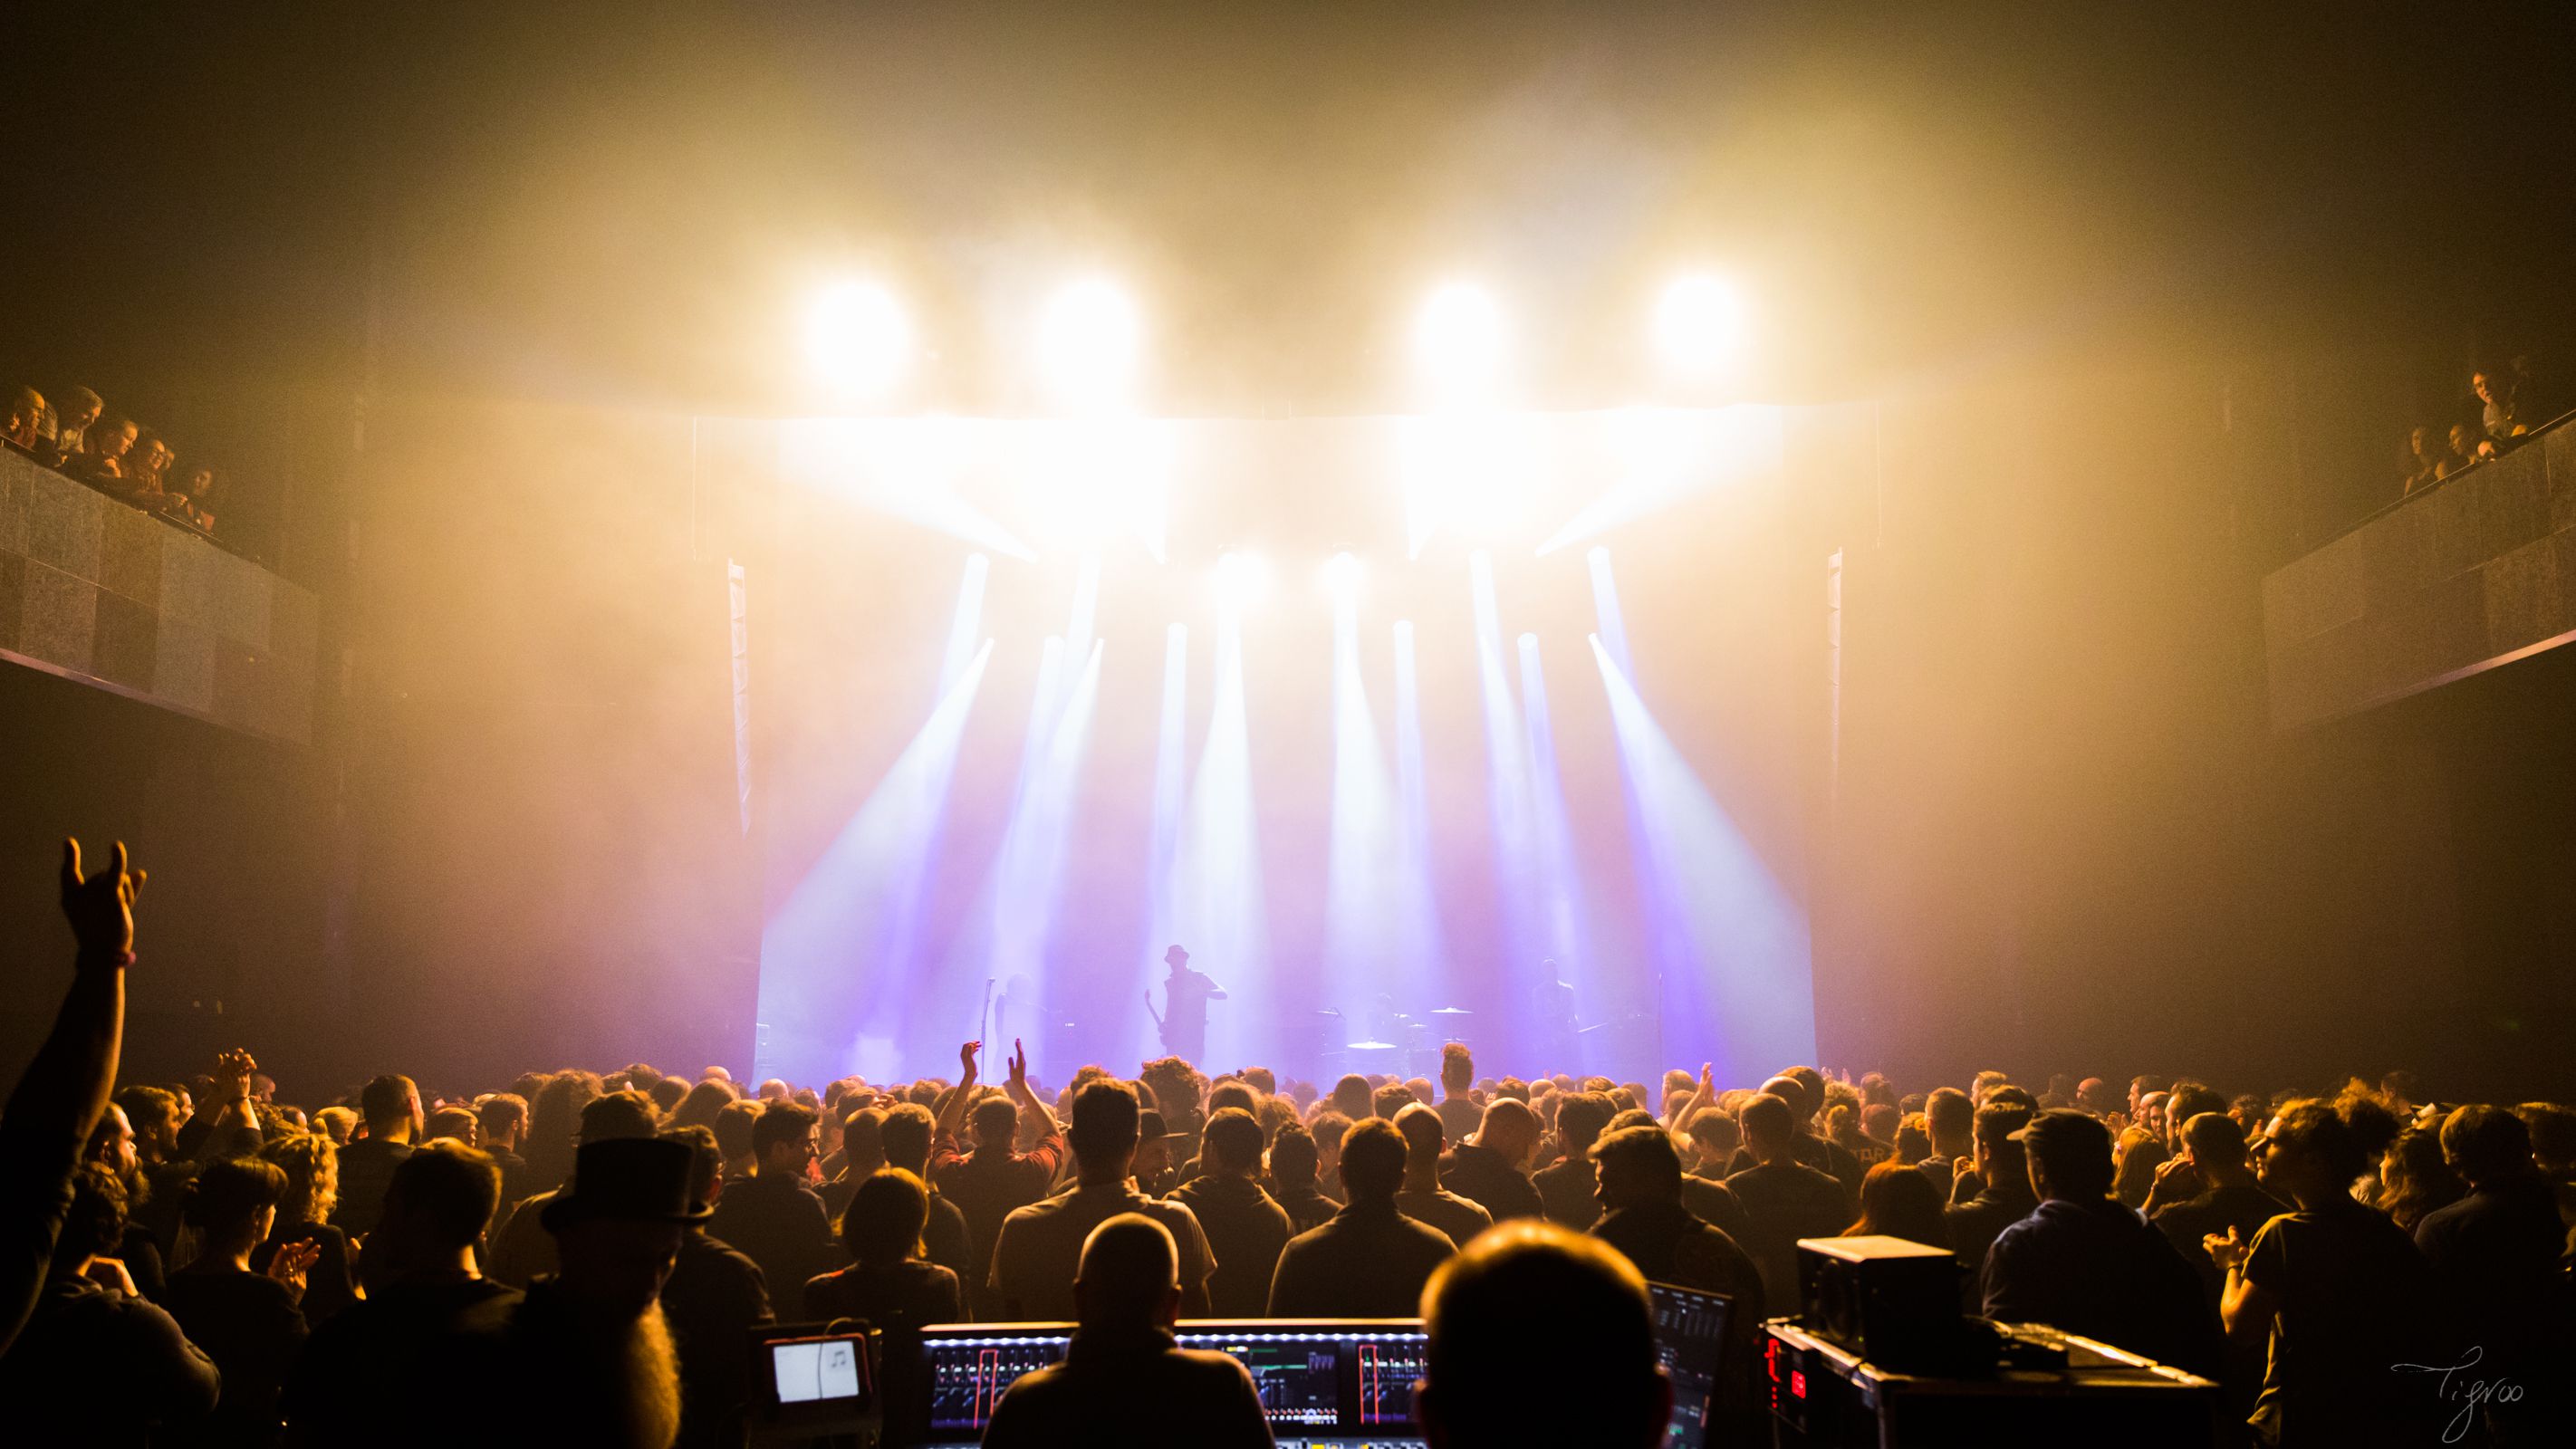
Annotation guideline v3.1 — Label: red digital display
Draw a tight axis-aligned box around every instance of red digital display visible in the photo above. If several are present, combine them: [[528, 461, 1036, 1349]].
[[1791, 1369, 1808, 1399]]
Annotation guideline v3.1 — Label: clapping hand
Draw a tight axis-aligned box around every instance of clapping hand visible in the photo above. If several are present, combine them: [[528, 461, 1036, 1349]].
[[1006, 1039, 1032, 1095], [264, 1239, 322, 1303], [61, 838, 146, 961], [958, 1040, 982, 1087], [2202, 1224, 2249, 1275], [214, 1049, 258, 1105]]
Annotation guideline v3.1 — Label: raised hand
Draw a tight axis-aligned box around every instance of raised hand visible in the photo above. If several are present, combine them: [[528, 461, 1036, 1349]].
[[958, 1040, 982, 1086], [1007, 1039, 1030, 1093], [60, 838, 146, 960], [214, 1049, 258, 1105]]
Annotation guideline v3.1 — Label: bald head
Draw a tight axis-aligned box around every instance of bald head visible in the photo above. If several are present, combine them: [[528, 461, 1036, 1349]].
[[1421, 1220, 1668, 1447], [1074, 1212, 1181, 1329], [1475, 1098, 1541, 1166]]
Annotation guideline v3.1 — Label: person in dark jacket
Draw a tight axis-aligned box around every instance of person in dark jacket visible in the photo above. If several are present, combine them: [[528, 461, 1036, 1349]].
[[1979, 1110, 2221, 1377], [983, 1214, 1271, 1449]]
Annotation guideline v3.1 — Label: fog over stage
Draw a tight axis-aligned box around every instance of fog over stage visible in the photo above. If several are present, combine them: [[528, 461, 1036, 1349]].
[[748, 407, 1830, 1087]]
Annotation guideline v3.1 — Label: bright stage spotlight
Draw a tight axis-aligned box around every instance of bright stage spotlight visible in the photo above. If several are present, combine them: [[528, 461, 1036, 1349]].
[[1323, 551, 1361, 599], [805, 281, 910, 400], [1036, 276, 1143, 410], [1413, 281, 1505, 399], [1654, 273, 1748, 377], [1213, 552, 1272, 611]]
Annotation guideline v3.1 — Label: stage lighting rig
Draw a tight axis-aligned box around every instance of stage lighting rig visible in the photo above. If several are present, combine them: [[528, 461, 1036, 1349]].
[[806, 280, 911, 401], [1412, 281, 1505, 401], [1653, 273, 1748, 378], [1037, 275, 1143, 411], [1213, 551, 1272, 612]]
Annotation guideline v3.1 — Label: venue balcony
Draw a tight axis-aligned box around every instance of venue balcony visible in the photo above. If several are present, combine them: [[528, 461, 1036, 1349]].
[[2264, 414, 2576, 731], [0, 446, 315, 743]]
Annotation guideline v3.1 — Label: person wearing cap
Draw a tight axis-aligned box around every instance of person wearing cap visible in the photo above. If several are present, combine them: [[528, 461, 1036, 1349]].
[[1978, 1108, 2221, 1377], [982, 1214, 1269, 1449], [486, 1089, 661, 1289], [989, 1080, 1216, 1320], [1132, 1108, 1179, 1196]]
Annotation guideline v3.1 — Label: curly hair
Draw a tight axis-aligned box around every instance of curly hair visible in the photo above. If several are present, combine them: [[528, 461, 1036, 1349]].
[[261, 1131, 339, 1225]]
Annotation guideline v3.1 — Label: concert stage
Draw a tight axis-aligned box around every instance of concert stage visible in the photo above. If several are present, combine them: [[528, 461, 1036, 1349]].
[[745, 408, 1831, 1087]]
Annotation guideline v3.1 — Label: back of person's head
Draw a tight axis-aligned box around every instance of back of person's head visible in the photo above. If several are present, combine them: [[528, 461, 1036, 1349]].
[[477, 1092, 529, 1143], [425, 1105, 479, 1146], [1420, 1219, 1666, 1447], [1371, 1082, 1418, 1119], [1394, 1102, 1447, 1164], [2332, 1085, 2403, 1164], [1270, 1122, 1319, 1187], [1206, 1080, 1258, 1118], [713, 1099, 761, 1159], [260, 1131, 339, 1224], [660, 1124, 722, 1210], [1985, 1084, 2038, 1113], [384, 1143, 504, 1252], [1974, 1099, 2034, 1148], [1893, 1115, 1930, 1162], [1556, 1090, 1616, 1151], [1759, 1074, 1810, 1126], [1685, 1107, 1737, 1159], [1850, 1159, 1949, 1245], [840, 1106, 887, 1171], [1340, 1118, 1408, 1202], [1739, 1092, 1796, 1153], [55, 1164, 129, 1267], [841, 1168, 930, 1266], [2180, 1111, 2247, 1169], [1925, 1087, 1973, 1142], [360, 1073, 418, 1130], [1331, 1073, 1373, 1119], [1478, 1098, 1540, 1158], [970, 1092, 1019, 1148], [1441, 1042, 1473, 1091], [753, 1101, 819, 1156], [2019, 1111, 2115, 1201], [1075, 1213, 1181, 1329], [2440, 1104, 2533, 1185], [1203, 1108, 1264, 1175], [670, 1078, 737, 1131], [580, 1089, 660, 1144], [879, 1102, 934, 1170], [181, 1155, 288, 1241], [1591, 1125, 1685, 1209], [1068, 1079, 1142, 1167], [1783, 1067, 1827, 1118], [2269, 1099, 2369, 1187], [2517, 1102, 2576, 1169]]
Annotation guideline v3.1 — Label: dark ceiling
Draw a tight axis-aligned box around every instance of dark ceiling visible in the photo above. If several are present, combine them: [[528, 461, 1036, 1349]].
[[4, 2, 2571, 417]]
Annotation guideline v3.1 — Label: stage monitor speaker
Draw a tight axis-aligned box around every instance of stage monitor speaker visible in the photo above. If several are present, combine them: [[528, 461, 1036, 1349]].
[[1797, 1234, 1966, 1374]]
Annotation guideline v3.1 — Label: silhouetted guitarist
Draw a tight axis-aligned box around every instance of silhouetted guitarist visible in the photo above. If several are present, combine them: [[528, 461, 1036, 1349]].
[[1145, 944, 1226, 1065]]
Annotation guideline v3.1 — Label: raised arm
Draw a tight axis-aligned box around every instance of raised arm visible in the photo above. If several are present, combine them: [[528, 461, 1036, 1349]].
[[1003, 1040, 1059, 1138], [931, 1041, 982, 1142], [1665, 1061, 1716, 1134], [1, 840, 145, 1356]]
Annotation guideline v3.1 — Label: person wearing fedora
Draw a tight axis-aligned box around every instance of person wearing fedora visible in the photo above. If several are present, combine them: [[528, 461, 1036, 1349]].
[[505, 1136, 704, 1449]]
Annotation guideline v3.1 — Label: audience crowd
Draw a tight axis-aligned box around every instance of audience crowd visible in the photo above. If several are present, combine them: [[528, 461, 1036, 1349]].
[[5, 381, 225, 535], [4, 840, 2571, 1447], [2401, 356, 2562, 496]]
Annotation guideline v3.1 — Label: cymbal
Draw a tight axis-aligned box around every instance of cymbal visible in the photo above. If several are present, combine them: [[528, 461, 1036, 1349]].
[[1343, 1040, 1399, 1051], [1428, 1006, 1474, 1015]]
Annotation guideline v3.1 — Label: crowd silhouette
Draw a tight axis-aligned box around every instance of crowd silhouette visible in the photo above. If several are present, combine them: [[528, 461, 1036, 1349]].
[[2, 839, 2569, 1447]]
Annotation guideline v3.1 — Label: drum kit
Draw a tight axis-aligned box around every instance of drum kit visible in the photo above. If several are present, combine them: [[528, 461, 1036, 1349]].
[[1329, 1003, 1475, 1078]]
